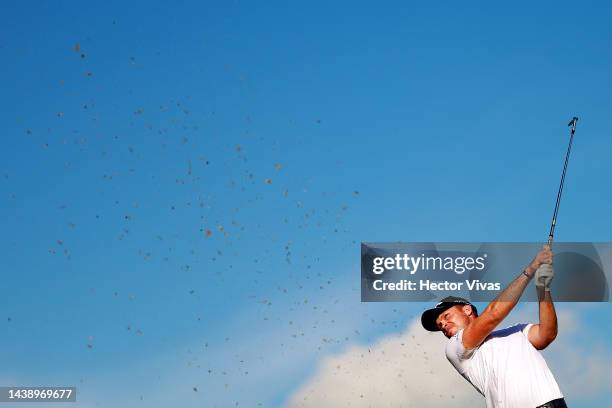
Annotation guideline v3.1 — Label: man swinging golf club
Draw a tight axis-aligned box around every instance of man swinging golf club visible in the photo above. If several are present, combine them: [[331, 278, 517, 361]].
[[421, 246, 565, 408], [420, 118, 578, 408]]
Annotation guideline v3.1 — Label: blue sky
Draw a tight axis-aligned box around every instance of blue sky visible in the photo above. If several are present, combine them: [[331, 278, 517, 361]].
[[1, 1, 611, 407]]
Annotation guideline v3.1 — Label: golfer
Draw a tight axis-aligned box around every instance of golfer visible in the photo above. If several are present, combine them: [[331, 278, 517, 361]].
[[421, 245, 566, 408]]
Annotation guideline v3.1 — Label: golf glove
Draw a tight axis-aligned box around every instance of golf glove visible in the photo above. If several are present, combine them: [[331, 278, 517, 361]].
[[535, 263, 554, 291]]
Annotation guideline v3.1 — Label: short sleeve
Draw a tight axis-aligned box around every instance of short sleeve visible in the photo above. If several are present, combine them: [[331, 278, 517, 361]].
[[521, 323, 534, 337], [446, 329, 476, 369]]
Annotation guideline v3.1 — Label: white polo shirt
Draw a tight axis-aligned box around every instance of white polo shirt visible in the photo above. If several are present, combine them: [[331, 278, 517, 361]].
[[445, 323, 563, 408]]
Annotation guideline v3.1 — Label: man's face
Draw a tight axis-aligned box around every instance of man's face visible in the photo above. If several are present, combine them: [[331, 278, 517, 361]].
[[435, 305, 471, 338]]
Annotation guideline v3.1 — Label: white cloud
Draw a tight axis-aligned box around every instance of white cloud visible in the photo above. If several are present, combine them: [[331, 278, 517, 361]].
[[285, 319, 482, 407]]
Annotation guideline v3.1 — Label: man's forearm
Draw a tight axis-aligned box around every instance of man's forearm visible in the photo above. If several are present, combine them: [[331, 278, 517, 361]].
[[537, 287, 558, 340], [481, 264, 535, 322]]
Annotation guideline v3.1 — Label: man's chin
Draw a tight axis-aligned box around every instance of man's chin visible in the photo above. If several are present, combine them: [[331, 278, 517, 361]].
[[444, 329, 457, 338]]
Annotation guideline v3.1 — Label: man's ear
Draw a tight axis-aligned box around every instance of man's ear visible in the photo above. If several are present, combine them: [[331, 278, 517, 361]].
[[463, 305, 473, 316]]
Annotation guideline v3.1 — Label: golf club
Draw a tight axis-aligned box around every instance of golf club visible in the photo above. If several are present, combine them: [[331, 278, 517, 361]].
[[547, 116, 579, 245]]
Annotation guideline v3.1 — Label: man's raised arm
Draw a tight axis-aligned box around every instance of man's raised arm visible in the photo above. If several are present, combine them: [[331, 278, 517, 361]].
[[462, 245, 552, 349], [528, 264, 559, 350]]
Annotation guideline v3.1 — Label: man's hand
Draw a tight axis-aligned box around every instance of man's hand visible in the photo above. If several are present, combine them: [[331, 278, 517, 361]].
[[535, 264, 554, 291], [533, 244, 553, 267], [526, 245, 553, 277], [530, 245, 554, 291]]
